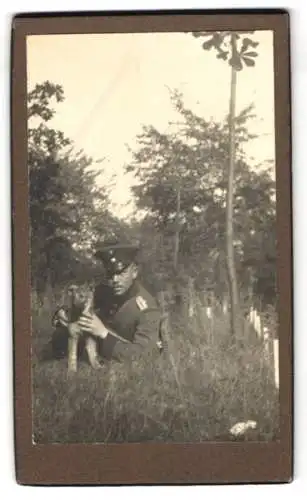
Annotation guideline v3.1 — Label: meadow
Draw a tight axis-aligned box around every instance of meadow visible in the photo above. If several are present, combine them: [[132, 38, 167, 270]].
[[31, 288, 279, 444]]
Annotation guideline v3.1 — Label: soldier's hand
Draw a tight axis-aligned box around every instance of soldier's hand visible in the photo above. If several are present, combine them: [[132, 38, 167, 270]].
[[78, 313, 109, 339]]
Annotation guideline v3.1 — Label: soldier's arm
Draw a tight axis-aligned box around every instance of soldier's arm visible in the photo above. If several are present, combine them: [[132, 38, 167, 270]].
[[107, 309, 161, 361]]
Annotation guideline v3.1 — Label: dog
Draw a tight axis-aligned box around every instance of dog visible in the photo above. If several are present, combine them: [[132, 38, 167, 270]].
[[52, 283, 101, 372]]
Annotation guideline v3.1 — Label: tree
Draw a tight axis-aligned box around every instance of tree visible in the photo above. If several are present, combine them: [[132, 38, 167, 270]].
[[192, 31, 260, 336], [125, 91, 275, 309], [28, 81, 125, 292]]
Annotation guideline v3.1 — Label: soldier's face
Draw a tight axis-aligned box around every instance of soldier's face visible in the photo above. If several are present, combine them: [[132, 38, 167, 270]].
[[108, 264, 138, 295]]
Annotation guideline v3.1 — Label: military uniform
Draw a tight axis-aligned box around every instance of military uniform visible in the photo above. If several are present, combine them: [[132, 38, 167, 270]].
[[93, 241, 162, 361], [93, 279, 161, 361]]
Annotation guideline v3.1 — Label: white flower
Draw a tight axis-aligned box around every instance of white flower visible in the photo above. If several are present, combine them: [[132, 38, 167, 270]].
[[229, 420, 257, 436]]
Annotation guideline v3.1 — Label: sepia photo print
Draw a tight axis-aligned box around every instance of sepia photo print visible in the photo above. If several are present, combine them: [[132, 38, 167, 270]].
[[27, 29, 280, 445]]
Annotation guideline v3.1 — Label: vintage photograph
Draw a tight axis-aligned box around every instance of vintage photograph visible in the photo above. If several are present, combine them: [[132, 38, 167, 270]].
[[27, 30, 279, 444]]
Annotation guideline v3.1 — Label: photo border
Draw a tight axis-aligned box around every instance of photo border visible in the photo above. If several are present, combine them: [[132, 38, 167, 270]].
[[11, 9, 293, 485]]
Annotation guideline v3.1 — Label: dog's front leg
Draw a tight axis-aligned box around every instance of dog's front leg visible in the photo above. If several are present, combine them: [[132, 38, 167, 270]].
[[85, 336, 101, 369], [68, 336, 78, 372], [67, 323, 80, 372]]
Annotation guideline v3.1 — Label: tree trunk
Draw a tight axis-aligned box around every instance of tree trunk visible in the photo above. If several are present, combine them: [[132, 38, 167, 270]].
[[173, 182, 181, 271], [226, 40, 240, 337]]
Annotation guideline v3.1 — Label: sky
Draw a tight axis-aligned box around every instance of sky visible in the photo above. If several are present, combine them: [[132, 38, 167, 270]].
[[26, 31, 275, 217]]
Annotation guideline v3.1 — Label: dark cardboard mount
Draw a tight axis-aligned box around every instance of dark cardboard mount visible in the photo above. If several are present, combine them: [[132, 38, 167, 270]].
[[11, 9, 293, 485]]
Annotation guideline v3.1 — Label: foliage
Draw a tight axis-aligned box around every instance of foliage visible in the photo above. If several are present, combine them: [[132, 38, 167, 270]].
[[125, 91, 276, 305], [192, 31, 259, 71], [28, 81, 125, 292]]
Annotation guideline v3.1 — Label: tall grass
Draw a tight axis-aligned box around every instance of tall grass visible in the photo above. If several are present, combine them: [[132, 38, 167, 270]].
[[31, 288, 279, 444]]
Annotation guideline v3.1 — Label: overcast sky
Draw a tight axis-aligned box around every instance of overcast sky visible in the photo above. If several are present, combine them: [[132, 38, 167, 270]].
[[27, 30, 275, 217]]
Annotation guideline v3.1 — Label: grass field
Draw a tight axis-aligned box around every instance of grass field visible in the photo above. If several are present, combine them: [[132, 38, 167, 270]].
[[31, 292, 279, 444]]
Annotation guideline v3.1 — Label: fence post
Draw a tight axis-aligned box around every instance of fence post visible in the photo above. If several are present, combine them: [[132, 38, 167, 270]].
[[273, 338, 279, 389], [188, 276, 195, 318]]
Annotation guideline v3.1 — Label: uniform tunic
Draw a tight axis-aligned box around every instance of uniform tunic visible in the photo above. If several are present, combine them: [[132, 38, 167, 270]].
[[93, 279, 161, 361]]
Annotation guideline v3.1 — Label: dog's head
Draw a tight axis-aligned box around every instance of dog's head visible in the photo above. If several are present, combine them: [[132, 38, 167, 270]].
[[67, 283, 95, 311]]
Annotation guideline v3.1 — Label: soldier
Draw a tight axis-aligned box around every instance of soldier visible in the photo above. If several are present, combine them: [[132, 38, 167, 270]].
[[52, 240, 163, 364]]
